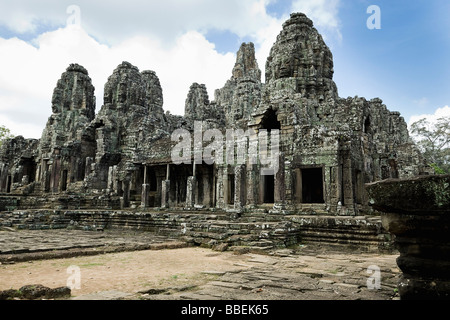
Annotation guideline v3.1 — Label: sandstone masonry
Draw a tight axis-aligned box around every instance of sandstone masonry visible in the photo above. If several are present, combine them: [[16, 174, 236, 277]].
[[0, 13, 430, 222]]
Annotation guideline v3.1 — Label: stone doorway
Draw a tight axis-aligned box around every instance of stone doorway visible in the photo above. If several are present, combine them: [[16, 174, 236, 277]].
[[260, 108, 281, 132], [227, 174, 235, 205], [61, 170, 68, 192], [301, 168, 324, 204], [263, 174, 275, 204]]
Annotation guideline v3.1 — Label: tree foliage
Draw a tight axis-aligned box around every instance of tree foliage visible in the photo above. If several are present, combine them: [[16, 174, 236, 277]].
[[0, 125, 14, 148], [410, 116, 450, 174]]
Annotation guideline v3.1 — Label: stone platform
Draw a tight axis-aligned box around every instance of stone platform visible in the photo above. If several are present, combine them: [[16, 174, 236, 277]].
[[0, 229, 187, 263], [0, 208, 393, 256]]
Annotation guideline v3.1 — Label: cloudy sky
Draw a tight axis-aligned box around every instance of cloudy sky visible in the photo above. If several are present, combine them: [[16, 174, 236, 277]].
[[0, 0, 449, 139]]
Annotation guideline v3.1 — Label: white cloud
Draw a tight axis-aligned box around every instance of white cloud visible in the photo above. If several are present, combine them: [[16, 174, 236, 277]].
[[0, 1, 281, 45], [408, 105, 450, 133], [291, 0, 342, 42], [0, 25, 235, 139], [0, 1, 344, 139]]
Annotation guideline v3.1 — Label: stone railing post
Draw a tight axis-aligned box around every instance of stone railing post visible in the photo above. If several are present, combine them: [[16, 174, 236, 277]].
[[366, 175, 450, 300]]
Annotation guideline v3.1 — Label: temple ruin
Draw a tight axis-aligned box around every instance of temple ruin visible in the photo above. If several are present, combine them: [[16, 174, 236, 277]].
[[0, 13, 431, 251]]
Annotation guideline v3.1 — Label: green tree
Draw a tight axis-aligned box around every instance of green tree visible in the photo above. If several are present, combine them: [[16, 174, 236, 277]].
[[410, 116, 450, 174], [0, 125, 14, 148]]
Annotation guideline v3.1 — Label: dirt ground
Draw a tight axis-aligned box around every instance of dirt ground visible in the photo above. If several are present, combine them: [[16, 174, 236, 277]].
[[0, 244, 401, 300], [0, 247, 254, 298]]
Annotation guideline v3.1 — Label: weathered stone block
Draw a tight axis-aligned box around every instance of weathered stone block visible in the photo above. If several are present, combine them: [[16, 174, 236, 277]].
[[367, 175, 450, 300]]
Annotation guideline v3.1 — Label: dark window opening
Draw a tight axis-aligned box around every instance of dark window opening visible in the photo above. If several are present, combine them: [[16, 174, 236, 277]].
[[228, 174, 235, 205], [197, 173, 204, 205], [149, 169, 157, 192], [21, 159, 36, 183], [261, 108, 281, 133], [78, 159, 85, 182], [364, 117, 371, 134], [6, 175, 12, 193], [302, 168, 324, 204], [263, 174, 275, 204], [61, 170, 68, 192]]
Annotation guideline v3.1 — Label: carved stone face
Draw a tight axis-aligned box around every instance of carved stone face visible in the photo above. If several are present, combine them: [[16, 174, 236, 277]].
[[279, 56, 293, 79], [265, 13, 338, 99]]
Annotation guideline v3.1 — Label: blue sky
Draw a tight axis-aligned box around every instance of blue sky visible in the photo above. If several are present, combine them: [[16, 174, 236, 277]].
[[0, 0, 448, 139]]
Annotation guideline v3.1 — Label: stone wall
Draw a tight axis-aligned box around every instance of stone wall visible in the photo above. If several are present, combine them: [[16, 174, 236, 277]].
[[0, 12, 429, 221], [0, 208, 392, 252]]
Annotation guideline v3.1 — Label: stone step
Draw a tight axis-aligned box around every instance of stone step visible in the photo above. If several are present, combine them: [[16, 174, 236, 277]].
[[0, 209, 392, 251]]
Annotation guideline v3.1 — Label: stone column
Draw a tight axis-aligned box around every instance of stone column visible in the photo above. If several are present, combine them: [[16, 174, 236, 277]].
[[234, 165, 246, 211], [212, 164, 217, 208], [141, 165, 149, 208], [121, 180, 130, 208], [44, 164, 51, 192], [141, 184, 150, 207], [274, 153, 286, 210], [161, 180, 170, 208], [223, 172, 229, 207], [246, 164, 257, 208], [215, 166, 225, 208], [342, 157, 355, 215], [112, 166, 118, 194], [160, 164, 171, 208], [186, 176, 196, 208], [107, 166, 114, 193], [84, 157, 93, 179], [367, 175, 450, 300], [51, 158, 61, 193]]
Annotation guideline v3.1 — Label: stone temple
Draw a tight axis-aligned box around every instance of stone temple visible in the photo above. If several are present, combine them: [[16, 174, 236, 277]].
[[0, 13, 431, 250]]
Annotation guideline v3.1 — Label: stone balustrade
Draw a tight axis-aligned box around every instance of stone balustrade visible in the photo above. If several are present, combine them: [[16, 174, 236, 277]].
[[367, 175, 450, 300]]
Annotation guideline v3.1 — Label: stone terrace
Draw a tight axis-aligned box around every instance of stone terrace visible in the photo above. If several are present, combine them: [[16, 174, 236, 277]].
[[0, 208, 393, 260]]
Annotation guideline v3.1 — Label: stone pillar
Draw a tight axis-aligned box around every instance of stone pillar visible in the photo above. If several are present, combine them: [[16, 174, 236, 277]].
[[44, 164, 51, 192], [121, 180, 130, 208], [246, 165, 257, 208], [107, 166, 114, 192], [141, 184, 150, 208], [212, 164, 217, 208], [342, 157, 355, 215], [223, 172, 229, 207], [234, 165, 246, 210], [274, 153, 286, 210], [141, 165, 149, 208], [202, 174, 211, 207], [216, 166, 226, 208], [160, 164, 171, 208], [186, 176, 196, 208], [367, 175, 450, 300], [85, 157, 93, 179], [112, 166, 118, 193], [51, 158, 61, 193], [161, 180, 170, 208]]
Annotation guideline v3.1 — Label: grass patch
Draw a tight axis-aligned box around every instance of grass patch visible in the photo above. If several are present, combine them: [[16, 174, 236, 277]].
[[79, 262, 105, 268]]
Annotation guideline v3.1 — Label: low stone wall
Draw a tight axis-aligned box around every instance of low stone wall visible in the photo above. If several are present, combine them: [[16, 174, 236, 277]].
[[0, 208, 392, 252], [0, 194, 121, 211], [289, 215, 391, 252]]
